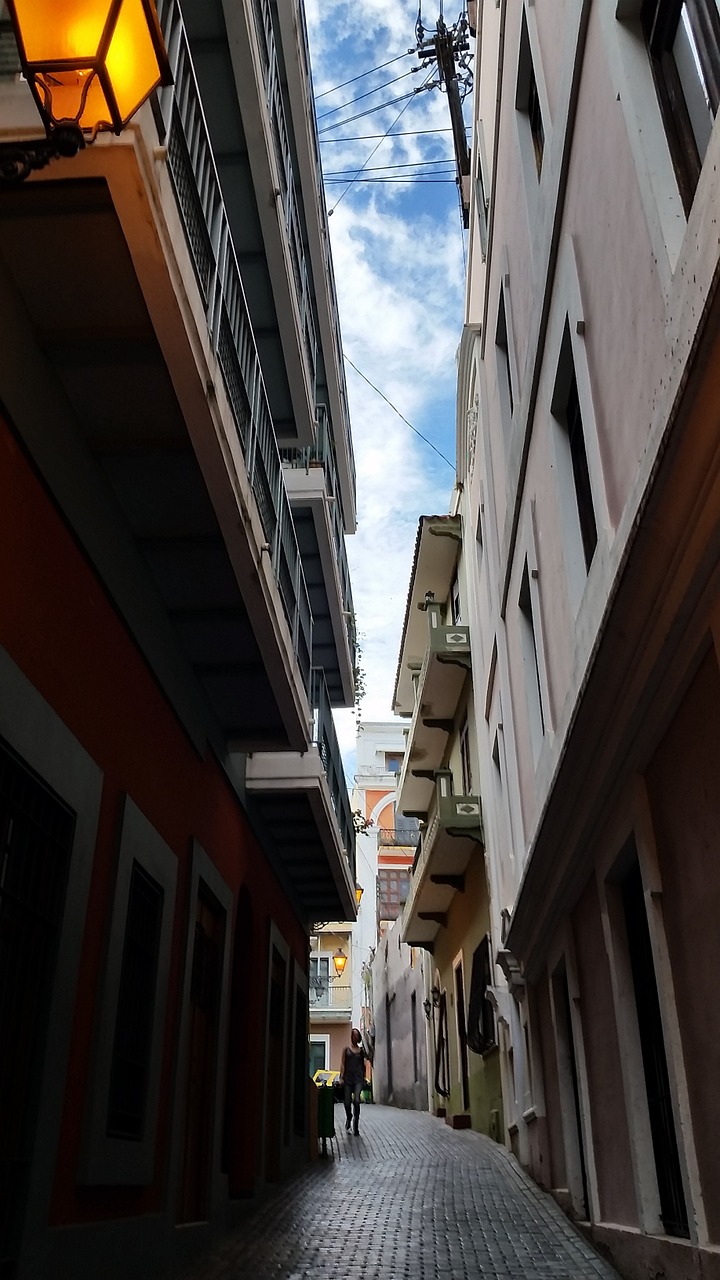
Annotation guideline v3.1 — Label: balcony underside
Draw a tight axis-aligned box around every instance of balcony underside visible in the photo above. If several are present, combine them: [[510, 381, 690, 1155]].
[[286, 472, 353, 706], [181, 0, 312, 447], [397, 647, 470, 815], [403, 828, 480, 949], [0, 165, 306, 751], [246, 751, 356, 921]]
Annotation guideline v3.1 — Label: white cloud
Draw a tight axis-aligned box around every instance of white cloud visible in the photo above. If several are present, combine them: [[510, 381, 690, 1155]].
[[305, 2, 469, 770]]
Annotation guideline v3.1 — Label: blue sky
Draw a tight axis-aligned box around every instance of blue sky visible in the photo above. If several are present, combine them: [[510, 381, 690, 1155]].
[[305, 1, 471, 768]]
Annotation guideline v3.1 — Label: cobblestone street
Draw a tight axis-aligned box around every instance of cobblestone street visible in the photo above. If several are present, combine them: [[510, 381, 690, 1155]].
[[184, 1105, 621, 1280]]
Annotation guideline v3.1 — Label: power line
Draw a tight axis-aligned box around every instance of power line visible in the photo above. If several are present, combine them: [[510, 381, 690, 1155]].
[[316, 69, 420, 121], [314, 51, 413, 100], [318, 84, 436, 136], [328, 67, 437, 214], [344, 355, 455, 471], [320, 128, 456, 141], [324, 157, 456, 174], [325, 177, 456, 184]]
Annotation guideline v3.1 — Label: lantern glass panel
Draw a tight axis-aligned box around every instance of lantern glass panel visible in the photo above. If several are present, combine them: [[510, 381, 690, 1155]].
[[105, 0, 163, 124], [10, 0, 111, 63], [35, 69, 111, 130]]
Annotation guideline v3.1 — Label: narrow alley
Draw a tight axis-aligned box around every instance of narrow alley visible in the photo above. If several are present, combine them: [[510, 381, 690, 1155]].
[[183, 1105, 621, 1280]]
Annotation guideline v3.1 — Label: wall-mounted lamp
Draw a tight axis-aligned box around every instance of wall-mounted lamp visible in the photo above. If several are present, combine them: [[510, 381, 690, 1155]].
[[355, 882, 364, 906], [332, 947, 347, 979], [2, 0, 172, 183], [423, 984, 441, 1021]]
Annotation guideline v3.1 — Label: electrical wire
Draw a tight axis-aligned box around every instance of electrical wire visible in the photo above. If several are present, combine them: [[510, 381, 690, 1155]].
[[324, 157, 456, 174], [316, 69, 421, 121], [327, 67, 437, 214], [318, 83, 436, 136], [344, 355, 455, 471], [314, 51, 413, 100], [325, 177, 456, 184], [320, 128, 454, 141]]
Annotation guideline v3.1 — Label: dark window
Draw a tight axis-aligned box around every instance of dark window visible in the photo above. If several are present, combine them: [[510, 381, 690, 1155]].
[[411, 992, 419, 1083], [466, 936, 497, 1054], [517, 13, 545, 177], [377, 868, 411, 920], [0, 740, 74, 1271], [519, 561, 546, 738], [642, 0, 720, 211], [496, 289, 514, 422], [565, 370, 598, 571], [621, 853, 689, 1237], [460, 718, 474, 795], [106, 862, 164, 1140]]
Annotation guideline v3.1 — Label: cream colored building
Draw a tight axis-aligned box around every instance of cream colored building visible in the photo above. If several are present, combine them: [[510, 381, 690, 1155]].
[[453, 3, 720, 1279]]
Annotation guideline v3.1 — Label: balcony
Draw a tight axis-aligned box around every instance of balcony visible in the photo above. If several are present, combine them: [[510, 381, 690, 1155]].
[[396, 599, 472, 817], [245, 670, 356, 920], [402, 772, 484, 952], [0, 5, 317, 754], [174, 0, 356, 532], [377, 827, 420, 849], [308, 982, 352, 1018], [281, 405, 355, 705]]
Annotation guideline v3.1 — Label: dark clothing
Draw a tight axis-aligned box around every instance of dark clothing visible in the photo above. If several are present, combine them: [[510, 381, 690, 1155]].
[[343, 1046, 365, 1085], [342, 1043, 366, 1134], [344, 1080, 362, 1133]]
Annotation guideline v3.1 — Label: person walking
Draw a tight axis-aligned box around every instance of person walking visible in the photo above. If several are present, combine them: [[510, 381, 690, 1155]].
[[340, 1028, 366, 1135]]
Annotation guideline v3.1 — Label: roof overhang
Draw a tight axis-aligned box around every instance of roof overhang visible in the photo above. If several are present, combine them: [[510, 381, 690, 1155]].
[[393, 516, 463, 714]]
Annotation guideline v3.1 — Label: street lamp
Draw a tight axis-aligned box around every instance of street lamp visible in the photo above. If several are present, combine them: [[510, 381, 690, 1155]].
[[2, 0, 171, 181], [332, 947, 347, 979], [355, 882, 364, 906]]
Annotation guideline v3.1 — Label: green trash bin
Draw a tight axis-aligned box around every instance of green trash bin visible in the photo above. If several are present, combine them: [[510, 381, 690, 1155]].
[[317, 1084, 335, 1155]]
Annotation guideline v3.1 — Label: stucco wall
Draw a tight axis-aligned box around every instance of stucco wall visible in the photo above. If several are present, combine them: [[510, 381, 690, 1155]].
[[371, 919, 429, 1111]]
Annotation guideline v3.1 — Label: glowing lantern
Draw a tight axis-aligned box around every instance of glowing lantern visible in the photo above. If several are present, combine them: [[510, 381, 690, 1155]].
[[332, 948, 347, 979], [6, 0, 171, 139]]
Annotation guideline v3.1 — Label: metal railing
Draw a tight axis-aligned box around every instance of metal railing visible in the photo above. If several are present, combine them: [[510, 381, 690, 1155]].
[[280, 404, 355, 661], [312, 668, 356, 879], [378, 827, 420, 848], [155, 0, 312, 695], [309, 980, 352, 1010]]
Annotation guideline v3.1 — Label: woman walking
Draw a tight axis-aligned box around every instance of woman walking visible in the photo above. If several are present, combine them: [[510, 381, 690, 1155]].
[[340, 1028, 366, 1135]]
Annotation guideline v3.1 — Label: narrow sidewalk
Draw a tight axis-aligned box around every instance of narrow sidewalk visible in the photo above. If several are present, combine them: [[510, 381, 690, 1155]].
[[182, 1104, 622, 1280]]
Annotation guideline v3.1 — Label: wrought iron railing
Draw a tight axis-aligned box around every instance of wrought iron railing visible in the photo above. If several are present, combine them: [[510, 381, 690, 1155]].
[[280, 405, 355, 661], [309, 980, 352, 1009], [312, 668, 356, 879], [154, 0, 312, 695], [378, 827, 420, 848]]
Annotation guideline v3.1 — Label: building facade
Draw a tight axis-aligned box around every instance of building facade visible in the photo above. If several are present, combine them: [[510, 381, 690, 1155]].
[[393, 517, 504, 1138], [0, 2, 356, 1277], [454, 3, 720, 1279]]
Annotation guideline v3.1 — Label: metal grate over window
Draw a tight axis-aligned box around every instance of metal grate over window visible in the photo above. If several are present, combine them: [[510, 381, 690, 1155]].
[[106, 862, 164, 1141]]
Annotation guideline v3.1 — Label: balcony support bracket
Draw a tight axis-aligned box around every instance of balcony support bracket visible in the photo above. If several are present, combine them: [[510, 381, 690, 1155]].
[[418, 911, 448, 928], [430, 873, 465, 892], [422, 718, 454, 733], [436, 654, 472, 673]]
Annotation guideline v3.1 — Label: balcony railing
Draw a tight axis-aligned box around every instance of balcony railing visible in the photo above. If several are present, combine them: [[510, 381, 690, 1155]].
[[154, 0, 312, 695], [281, 405, 355, 657], [378, 827, 420, 848], [246, 0, 317, 393], [312, 668, 356, 879], [309, 980, 352, 1010]]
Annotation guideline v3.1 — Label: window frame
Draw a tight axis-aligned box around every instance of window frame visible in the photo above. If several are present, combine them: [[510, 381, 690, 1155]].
[[642, 0, 720, 211]]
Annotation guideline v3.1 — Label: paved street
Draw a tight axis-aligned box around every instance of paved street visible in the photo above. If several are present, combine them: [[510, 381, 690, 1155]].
[[184, 1104, 622, 1280]]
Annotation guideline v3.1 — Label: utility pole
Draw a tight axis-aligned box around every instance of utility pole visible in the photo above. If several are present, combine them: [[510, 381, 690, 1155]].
[[415, 8, 473, 226]]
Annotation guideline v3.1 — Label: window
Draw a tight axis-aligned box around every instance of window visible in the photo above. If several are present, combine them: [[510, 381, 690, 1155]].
[[450, 574, 462, 625], [460, 717, 474, 795], [475, 132, 489, 257], [385, 752, 403, 773], [552, 322, 598, 583], [496, 287, 514, 425], [466, 936, 497, 1054], [107, 862, 164, 1139], [377, 867, 411, 920], [642, 0, 720, 210], [518, 560, 546, 753], [309, 954, 330, 1006], [411, 992, 419, 1082], [517, 11, 545, 177]]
